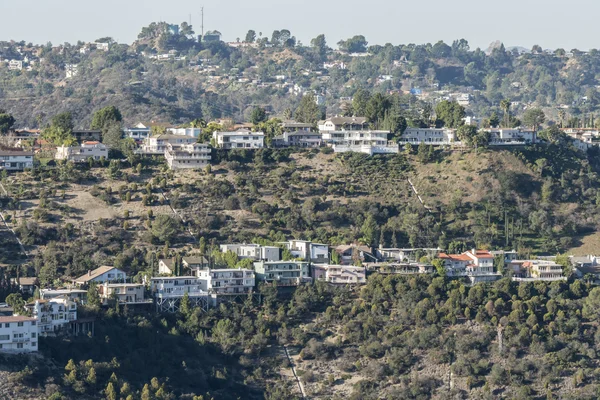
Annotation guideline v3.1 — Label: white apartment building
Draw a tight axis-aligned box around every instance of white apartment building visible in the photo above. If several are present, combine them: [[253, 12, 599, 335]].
[[150, 276, 207, 298], [399, 128, 456, 146], [98, 283, 147, 304], [40, 288, 87, 303], [439, 249, 501, 283], [55, 141, 108, 162], [219, 244, 281, 261], [196, 268, 255, 295], [165, 142, 211, 170], [0, 316, 38, 353], [28, 297, 77, 335], [486, 129, 537, 145], [322, 130, 398, 155], [311, 264, 367, 284], [0, 149, 34, 170], [139, 134, 196, 155], [212, 130, 265, 149], [509, 260, 566, 282], [253, 261, 311, 286], [282, 240, 329, 263]]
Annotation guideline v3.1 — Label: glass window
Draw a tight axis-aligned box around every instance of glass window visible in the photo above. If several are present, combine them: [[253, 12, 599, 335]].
[[17, 322, 23, 327]]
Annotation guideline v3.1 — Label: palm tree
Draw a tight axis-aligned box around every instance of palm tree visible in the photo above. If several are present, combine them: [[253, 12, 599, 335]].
[[558, 109, 566, 128], [500, 99, 511, 128]]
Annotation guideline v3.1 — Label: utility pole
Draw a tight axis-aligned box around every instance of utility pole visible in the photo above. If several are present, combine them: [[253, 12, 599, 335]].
[[201, 7, 204, 37]]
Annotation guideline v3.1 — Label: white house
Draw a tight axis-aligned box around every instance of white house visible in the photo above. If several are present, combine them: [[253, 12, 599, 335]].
[[375, 247, 442, 262], [40, 288, 87, 303], [196, 268, 255, 295], [65, 64, 79, 79], [150, 276, 209, 312], [165, 142, 211, 170], [219, 244, 281, 261], [273, 131, 323, 148], [399, 128, 456, 146], [74, 266, 127, 285], [311, 264, 367, 284], [28, 297, 77, 336], [282, 240, 329, 263], [0, 149, 34, 170], [123, 123, 152, 141], [322, 130, 398, 155], [212, 130, 265, 149], [0, 316, 38, 353], [253, 261, 311, 286], [439, 249, 501, 283], [139, 134, 196, 155], [55, 141, 108, 162], [318, 116, 368, 132], [167, 127, 202, 138], [98, 283, 147, 304], [158, 259, 176, 275], [8, 60, 23, 71], [509, 260, 566, 282], [486, 129, 537, 145]]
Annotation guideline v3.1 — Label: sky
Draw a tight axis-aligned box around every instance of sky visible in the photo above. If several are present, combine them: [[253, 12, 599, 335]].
[[1, 0, 598, 51]]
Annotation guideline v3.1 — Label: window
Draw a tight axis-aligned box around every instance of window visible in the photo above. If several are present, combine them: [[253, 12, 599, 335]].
[[0, 335, 9, 340], [17, 343, 23, 349], [4, 323, 8, 328], [31, 333, 36, 338], [31, 342, 36, 347], [17, 322, 23, 327]]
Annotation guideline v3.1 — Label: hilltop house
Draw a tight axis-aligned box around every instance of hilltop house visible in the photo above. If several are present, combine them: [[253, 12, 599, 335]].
[[196, 268, 255, 295], [11, 277, 38, 295], [311, 265, 367, 284], [254, 261, 311, 286], [212, 130, 265, 149], [55, 141, 108, 162], [27, 297, 77, 335], [365, 262, 435, 275], [182, 256, 210, 273], [318, 116, 368, 132], [375, 247, 442, 263], [0, 316, 38, 353], [219, 244, 281, 261], [486, 128, 537, 145], [98, 283, 147, 305], [0, 149, 34, 170], [139, 134, 196, 155], [40, 289, 87, 303], [281, 240, 329, 263], [72, 130, 102, 143], [333, 245, 377, 265], [399, 128, 456, 146], [164, 142, 211, 170], [273, 131, 323, 148], [509, 260, 566, 281], [74, 266, 127, 286], [281, 120, 315, 132], [321, 130, 398, 155], [150, 276, 209, 312], [439, 249, 501, 283]]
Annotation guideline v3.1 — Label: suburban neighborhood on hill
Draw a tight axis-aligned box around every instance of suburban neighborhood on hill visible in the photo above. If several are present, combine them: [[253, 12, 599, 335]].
[[4, 14, 600, 400]]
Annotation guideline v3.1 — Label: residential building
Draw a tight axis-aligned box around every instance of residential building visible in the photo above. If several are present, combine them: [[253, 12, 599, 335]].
[[182, 256, 210, 274], [40, 289, 87, 303], [98, 283, 147, 304], [158, 259, 176, 275], [27, 297, 77, 335], [438, 249, 501, 283], [334, 245, 378, 265], [72, 130, 102, 143], [0, 316, 38, 353], [398, 128, 456, 146], [0, 149, 34, 170], [365, 262, 435, 275], [281, 120, 315, 132], [311, 265, 367, 284], [254, 261, 311, 286], [8, 60, 23, 71], [282, 240, 329, 263], [486, 129, 537, 145], [490, 250, 519, 262], [220, 244, 281, 261], [74, 266, 127, 285], [95, 42, 109, 51], [150, 276, 210, 312], [123, 123, 153, 141], [139, 134, 196, 155], [322, 130, 398, 155], [55, 141, 108, 162], [11, 277, 38, 295], [65, 64, 79, 78], [509, 260, 566, 281], [167, 127, 201, 138], [273, 131, 323, 148], [318, 116, 368, 132], [212, 130, 265, 149], [375, 247, 442, 262], [165, 142, 211, 170], [196, 268, 255, 294]]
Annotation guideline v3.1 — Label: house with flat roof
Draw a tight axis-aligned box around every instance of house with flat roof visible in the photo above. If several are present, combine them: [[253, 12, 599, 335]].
[[74, 266, 127, 285], [139, 134, 196, 155], [72, 130, 102, 143], [40, 288, 87, 303], [219, 244, 281, 261], [165, 142, 211, 170], [98, 283, 147, 304], [55, 141, 108, 163], [212, 130, 265, 149], [196, 268, 255, 295], [311, 264, 367, 284], [0, 149, 34, 171], [27, 297, 76, 336], [281, 240, 329, 263], [253, 261, 311, 286], [399, 128, 456, 146], [322, 130, 398, 155], [150, 276, 210, 312], [273, 131, 323, 148], [0, 316, 38, 353]]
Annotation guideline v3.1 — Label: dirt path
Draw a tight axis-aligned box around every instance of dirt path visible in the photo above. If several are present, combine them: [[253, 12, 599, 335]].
[[284, 345, 307, 399]]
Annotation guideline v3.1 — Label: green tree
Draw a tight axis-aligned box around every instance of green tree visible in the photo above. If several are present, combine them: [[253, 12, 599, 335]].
[[360, 215, 378, 246], [250, 107, 267, 125], [51, 112, 74, 133], [338, 35, 368, 53], [435, 100, 465, 128], [0, 109, 15, 134], [105, 382, 117, 400], [86, 367, 97, 385], [500, 99, 511, 128], [523, 108, 546, 131], [352, 88, 371, 117], [294, 95, 322, 124], [91, 106, 122, 131], [151, 214, 180, 244], [103, 123, 124, 151], [244, 30, 256, 43], [5, 293, 26, 315], [87, 283, 101, 308], [310, 34, 329, 60], [212, 319, 237, 354], [180, 292, 191, 316]]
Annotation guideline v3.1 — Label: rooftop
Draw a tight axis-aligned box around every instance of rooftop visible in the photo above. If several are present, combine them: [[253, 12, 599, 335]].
[[0, 315, 36, 323], [75, 266, 120, 283]]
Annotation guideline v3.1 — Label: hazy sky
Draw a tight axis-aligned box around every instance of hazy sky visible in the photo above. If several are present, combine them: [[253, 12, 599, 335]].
[[1, 0, 598, 50]]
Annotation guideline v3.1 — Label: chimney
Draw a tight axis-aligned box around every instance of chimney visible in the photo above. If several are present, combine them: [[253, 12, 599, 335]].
[[88, 270, 91, 276]]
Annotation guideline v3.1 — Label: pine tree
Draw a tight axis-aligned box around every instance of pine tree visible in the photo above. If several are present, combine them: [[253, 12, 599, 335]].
[[86, 367, 97, 385], [141, 384, 152, 400], [104, 382, 117, 400]]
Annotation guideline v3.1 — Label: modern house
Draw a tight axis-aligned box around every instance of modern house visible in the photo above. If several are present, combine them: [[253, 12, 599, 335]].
[[365, 262, 435, 275], [11, 277, 38, 295], [40, 289, 87, 303], [167, 127, 202, 138], [139, 134, 196, 155], [150, 276, 210, 312], [311, 264, 367, 284], [438, 249, 501, 283], [0, 316, 38, 353], [273, 131, 323, 148], [398, 128, 456, 146], [196, 268, 255, 295], [219, 244, 281, 261], [281, 240, 329, 263], [55, 141, 108, 162], [98, 283, 147, 304], [74, 266, 127, 285], [375, 247, 442, 263], [0, 149, 34, 170], [486, 129, 537, 145], [322, 130, 398, 155], [281, 120, 315, 132], [509, 260, 566, 281], [333, 245, 378, 265], [182, 256, 210, 273], [164, 142, 211, 170], [27, 297, 77, 336], [212, 130, 265, 149], [318, 116, 368, 132], [72, 130, 102, 143], [254, 261, 311, 286], [65, 64, 79, 79]]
